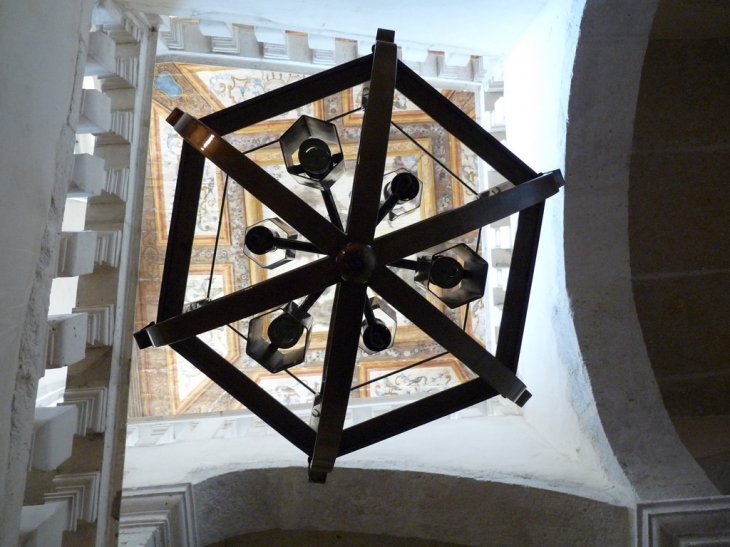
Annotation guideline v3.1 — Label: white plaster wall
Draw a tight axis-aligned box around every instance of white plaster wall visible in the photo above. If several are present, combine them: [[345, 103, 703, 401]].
[[122, 0, 550, 57], [503, 0, 634, 501], [0, 0, 93, 540], [125, 413, 633, 545], [125, 414, 624, 504]]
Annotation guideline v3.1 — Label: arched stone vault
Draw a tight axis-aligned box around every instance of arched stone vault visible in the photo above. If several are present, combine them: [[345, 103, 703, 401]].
[[192, 467, 630, 546], [563, 0, 718, 501]]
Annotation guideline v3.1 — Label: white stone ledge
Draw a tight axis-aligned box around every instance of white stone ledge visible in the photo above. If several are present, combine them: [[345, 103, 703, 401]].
[[56, 231, 97, 277], [46, 313, 88, 368], [211, 32, 241, 55], [19, 501, 69, 547], [491, 248, 512, 268], [44, 472, 101, 532], [70, 153, 105, 197], [198, 19, 231, 38], [308, 34, 336, 66], [86, 31, 116, 77], [155, 21, 494, 87], [103, 87, 136, 110], [30, 406, 78, 471], [102, 16, 142, 44], [160, 18, 184, 50], [95, 142, 131, 172], [77, 89, 111, 134]]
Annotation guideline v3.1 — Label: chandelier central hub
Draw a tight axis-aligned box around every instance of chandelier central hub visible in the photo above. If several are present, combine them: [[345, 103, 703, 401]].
[[336, 242, 377, 283]]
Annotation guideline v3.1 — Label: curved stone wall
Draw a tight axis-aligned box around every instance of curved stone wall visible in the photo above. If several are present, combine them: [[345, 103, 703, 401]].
[[563, 0, 717, 500]]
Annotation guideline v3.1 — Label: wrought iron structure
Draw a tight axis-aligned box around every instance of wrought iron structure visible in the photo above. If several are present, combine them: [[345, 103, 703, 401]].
[[135, 29, 564, 483]]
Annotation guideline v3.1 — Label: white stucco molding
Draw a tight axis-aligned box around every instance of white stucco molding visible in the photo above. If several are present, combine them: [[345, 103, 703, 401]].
[[197, 19, 231, 38], [59, 386, 108, 434], [308, 33, 336, 65], [70, 154, 106, 197], [57, 231, 97, 277], [73, 304, 115, 347], [160, 18, 185, 50], [86, 31, 117, 77], [211, 31, 241, 55], [119, 484, 198, 547], [254, 26, 289, 60], [637, 496, 730, 546], [94, 230, 122, 268], [44, 472, 101, 531], [105, 167, 130, 200]]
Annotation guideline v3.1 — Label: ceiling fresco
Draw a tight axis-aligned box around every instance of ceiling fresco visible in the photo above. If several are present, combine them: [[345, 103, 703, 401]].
[[133, 62, 496, 417]]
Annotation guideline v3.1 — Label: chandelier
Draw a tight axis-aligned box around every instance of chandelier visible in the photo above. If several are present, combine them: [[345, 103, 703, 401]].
[[135, 29, 563, 483]]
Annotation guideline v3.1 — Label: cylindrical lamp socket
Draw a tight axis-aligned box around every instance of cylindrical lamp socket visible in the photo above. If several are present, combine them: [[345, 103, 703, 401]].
[[389, 172, 420, 201], [428, 256, 464, 289], [362, 319, 392, 352], [268, 314, 305, 349], [298, 138, 332, 176]]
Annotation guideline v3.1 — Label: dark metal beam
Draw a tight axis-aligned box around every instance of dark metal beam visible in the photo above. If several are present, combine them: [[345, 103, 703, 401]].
[[395, 62, 560, 375], [308, 281, 367, 482], [346, 34, 397, 244], [372, 171, 563, 265], [172, 337, 315, 455], [369, 267, 529, 404], [203, 55, 374, 135], [339, 379, 497, 456], [156, 143, 206, 321], [144, 257, 340, 347], [395, 60, 538, 184], [496, 202, 545, 372], [167, 109, 347, 255]]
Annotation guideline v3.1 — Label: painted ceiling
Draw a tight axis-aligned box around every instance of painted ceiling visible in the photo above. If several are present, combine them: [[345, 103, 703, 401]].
[[133, 61, 497, 417]]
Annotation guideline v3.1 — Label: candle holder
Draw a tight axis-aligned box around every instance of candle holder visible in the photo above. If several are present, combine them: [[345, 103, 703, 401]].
[[379, 169, 422, 223], [246, 300, 315, 373], [359, 296, 397, 354], [244, 217, 316, 269], [280, 115, 345, 190]]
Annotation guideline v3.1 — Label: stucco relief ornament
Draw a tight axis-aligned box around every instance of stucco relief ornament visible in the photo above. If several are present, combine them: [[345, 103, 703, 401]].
[[135, 29, 564, 483]]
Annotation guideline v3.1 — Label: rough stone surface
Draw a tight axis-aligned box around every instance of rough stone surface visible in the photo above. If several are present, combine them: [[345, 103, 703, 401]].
[[628, 31, 730, 496], [0, 0, 93, 542], [563, 0, 719, 501], [193, 467, 630, 547], [209, 530, 470, 547]]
